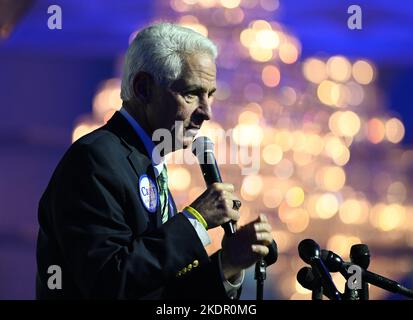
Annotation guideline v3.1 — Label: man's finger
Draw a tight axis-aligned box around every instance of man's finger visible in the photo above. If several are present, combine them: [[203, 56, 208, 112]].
[[251, 244, 269, 257], [259, 213, 268, 223], [213, 183, 234, 192], [228, 208, 240, 222], [256, 232, 273, 246], [254, 222, 272, 233]]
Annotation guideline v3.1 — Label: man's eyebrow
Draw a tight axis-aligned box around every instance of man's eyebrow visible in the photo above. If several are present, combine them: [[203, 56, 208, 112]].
[[183, 85, 216, 94]]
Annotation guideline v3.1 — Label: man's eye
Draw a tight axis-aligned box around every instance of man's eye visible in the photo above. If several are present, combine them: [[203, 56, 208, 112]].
[[184, 92, 196, 99]]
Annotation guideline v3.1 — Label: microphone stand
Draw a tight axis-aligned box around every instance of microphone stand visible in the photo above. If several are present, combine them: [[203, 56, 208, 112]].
[[255, 258, 267, 300]]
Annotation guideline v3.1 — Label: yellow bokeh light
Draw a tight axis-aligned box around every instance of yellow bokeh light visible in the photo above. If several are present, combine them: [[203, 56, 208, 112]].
[[369, 203, 385, 228], [232, 124, 264, 146], [220, 0, 241, 9], [302, 58, 328, 84], [256, 29, 279, 49], [324, 135, 347, 160], [263, 188, 283, 208], [291, 131, 306, 152], [240, 28, 256, 47], [249, 44, 273, 62], [338, 111, 361, 137], [385, 118, 405, 143], [272, 229, 293, 253], [251, 19, 272, 30], [72, 122, 100, 143], [327, 234, 361, 259], [352, 60, 374, 85], [317, 80, 337, 106], [261, 65, 281, 87], [293, 151, 313, 166], [378, 204, 406, 231], [327, 56, 352, 82], [181, 23, 208, 37], [198, 0, 217, 8], [316, 166, 346, 192], [238, 110, 260, 125], [92, 78, 122, 121], [286, 208, 309, 233], [275, 130, 294, 151], [339, 199, 362, 224], [170, 0, 190, 12], [241, 174, 263, 198], [179, 15, 199, 24], [305, 134, 324, 155], [262, 144, 283, 165], [332, 146, 350, 166], [169, 167, 191, 190], [279, 42, 298, 64], [316, 193, 339, 219], [245, 102, 263, 114], [285, 186, 305, 207]]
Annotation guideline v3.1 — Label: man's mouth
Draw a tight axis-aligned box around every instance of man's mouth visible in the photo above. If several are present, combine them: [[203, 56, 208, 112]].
[[184, 123, 202, 137], [184, 127, 199, 137]]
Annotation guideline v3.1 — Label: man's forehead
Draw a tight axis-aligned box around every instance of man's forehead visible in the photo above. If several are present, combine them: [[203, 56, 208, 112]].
[[172, 53, 216, 90]]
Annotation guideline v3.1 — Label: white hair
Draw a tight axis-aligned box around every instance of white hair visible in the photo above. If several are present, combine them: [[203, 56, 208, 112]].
[[120, 22, 218, 102]]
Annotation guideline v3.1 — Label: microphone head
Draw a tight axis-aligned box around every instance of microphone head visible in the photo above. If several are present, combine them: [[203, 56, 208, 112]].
[[192, 136, 214, 156], [321, 250, 342, 272], [298, 239, 321, 264], [297, 267, 318, 290], [350, 244, 370, 269], [264, 240, 278, 266]]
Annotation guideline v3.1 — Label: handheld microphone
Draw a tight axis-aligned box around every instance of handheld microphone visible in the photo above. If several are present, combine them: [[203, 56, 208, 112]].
[[350, 244, 370, 300], [297, 267, 323, 300], [321, 249, 413, 298], [298, 239, 342, 300], [192, 136, 236, 235]]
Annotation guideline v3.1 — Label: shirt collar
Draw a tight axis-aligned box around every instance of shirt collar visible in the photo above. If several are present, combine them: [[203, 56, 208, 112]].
[[119, 107, 165, 177]]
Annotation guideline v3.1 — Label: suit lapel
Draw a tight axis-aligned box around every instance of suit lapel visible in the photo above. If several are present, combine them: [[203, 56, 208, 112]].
[[105, 112, 163, 228]]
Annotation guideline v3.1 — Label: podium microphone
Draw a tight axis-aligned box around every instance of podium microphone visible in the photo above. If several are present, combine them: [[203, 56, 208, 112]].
[[321, 249, 413, 298], [192, 136, 236, 235], [297, 267, 323, 300], [350, 244, 370, 300], [298, 239, 342, 300]]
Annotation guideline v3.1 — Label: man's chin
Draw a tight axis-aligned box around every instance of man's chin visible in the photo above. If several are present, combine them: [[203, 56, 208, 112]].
[[182, 136, 195, 149]]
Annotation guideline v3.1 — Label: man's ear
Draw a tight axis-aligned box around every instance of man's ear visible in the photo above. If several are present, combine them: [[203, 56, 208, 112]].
[[132, 72, 154, 104]]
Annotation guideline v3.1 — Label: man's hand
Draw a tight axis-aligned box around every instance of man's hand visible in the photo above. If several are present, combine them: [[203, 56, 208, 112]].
[[189, 183, 241, 229], [220, 214, 274, 279]]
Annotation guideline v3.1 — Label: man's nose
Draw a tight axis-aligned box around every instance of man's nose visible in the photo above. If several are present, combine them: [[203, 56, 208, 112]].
[[198, 95, 212, 121]]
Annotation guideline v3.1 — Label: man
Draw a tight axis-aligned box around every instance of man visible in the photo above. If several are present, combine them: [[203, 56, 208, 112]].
[[36, 23, 274, 299]]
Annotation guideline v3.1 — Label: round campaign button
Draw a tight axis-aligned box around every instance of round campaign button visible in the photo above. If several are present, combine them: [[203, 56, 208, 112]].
[[138, 175, 158, 213]]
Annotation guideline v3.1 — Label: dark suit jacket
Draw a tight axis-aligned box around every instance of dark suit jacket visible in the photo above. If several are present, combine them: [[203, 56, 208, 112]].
[[36, 112, 239, 299]]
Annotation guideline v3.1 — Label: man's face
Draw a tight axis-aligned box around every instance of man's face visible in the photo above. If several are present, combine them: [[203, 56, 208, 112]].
[[148, 53, 216, 152]]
